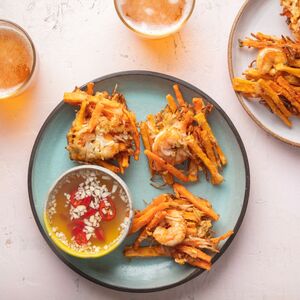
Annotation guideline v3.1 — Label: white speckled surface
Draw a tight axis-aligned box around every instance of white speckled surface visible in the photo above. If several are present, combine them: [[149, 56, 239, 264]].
[[0, 0, 300, 299]]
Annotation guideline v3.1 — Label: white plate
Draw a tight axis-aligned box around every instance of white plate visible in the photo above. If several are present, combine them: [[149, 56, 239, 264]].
[[228, 0, 300, 147]]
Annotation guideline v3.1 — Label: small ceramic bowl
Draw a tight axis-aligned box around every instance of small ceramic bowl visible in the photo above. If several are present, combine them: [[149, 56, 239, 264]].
[[44, 165, 133, 258], [114, 0, 195, 39]]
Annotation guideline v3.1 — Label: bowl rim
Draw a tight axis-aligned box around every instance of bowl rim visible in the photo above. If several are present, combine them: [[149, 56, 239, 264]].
[[44, 165, 133, 258], [0, 19, 37, 99], [28, 70, 250, 293], [113, 0, 196, 38]]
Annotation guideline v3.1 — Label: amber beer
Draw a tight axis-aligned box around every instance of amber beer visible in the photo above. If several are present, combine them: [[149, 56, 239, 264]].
[[0, 21, 35, 99]]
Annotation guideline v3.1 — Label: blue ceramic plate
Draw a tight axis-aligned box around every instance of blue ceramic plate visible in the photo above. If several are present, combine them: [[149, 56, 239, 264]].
[[28, 71, 249, 292]]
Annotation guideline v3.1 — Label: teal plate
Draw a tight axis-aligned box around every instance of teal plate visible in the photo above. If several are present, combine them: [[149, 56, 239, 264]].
[[28, 71, 250, 292]]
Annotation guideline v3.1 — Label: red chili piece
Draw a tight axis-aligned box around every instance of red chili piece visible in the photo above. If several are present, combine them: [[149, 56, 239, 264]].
[[71, 220, 85, 236], [74, 231, 87, 245], [95, 228, 105, 241], [70, 190, 92, 208], [82, 207, 97, 219], [99, 197, 116, 221]]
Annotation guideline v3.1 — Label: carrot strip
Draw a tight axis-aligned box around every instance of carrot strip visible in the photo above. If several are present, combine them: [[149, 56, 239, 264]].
[[243, 68, 274, 81], [99, 97, 121, 108], [258, 79, 291, 118], [232, 78, 259, 95], [121, 153, 129, 169], [162, 173, 174, 185], [197, 197, 212, 208], [133, 211, 167, 249], [187, 159, 198, 182], [199, 130, 218, 167], [64, 92, 88, 105], [88, 101, 104, 132], [124, 110, 140, 160], [74, 100, 87, 129], [166, 94, 177, 112], [173, 183, 219, 221], [97, 161, 120, 173], [176, 245, 212, 263], [260, 93, 292, 127], [134, 194, 169, 219], [185, 257, 211, 270], [140, 122, 155, 175], [129, 202, 171, 234], [277, 76, 300, 105], [187, 139, 223, 185], [173, 84, 186, 106], [275, 64, 300, 78], [124, 246, 171, 257], [192, 97, 204, 113], [144, 150, 189, 182], [86, 82, 94, 95], [269, 81, 300, 112], [211, 230, 234, 245], [194, 113, 227, 166]]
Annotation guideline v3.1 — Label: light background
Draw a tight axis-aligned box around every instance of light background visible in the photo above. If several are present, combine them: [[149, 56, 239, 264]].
[[0, 0, 299, 299]]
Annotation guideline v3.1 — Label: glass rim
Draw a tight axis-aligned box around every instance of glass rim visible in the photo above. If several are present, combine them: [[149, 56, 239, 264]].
[[113, 0, 196, 38], [0, 19, 37, 99]]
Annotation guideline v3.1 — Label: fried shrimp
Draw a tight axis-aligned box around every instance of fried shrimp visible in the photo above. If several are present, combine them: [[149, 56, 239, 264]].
[[153, 209, 187, 246], [152, 126, 189, 165], [256, 47, 288, 75]]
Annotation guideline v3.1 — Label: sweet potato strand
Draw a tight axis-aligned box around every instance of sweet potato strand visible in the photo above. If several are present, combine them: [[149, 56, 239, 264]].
[[144, 150, 189, 182], [173, 183, 219, 221]]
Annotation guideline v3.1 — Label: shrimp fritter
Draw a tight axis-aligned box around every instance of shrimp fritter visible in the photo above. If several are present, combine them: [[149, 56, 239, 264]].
[[140, 84, 226, 185], [233, 33, 300, 127], [63, 82, 140, 173], [124, 183, 234, 270]]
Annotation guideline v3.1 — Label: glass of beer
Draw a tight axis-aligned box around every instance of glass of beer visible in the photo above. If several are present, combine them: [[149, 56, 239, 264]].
[[0, 20, 36, 99], [114, 0, 195, 39]]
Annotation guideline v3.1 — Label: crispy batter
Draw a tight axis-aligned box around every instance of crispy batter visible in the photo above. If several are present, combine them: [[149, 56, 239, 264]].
[[64, 83, 140, 173], [124, 184, 233, 271], [187, 159, 198, 182], [281, 0, 300, 39]]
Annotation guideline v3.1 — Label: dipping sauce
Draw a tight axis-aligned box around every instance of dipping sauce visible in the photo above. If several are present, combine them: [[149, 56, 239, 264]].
[[0, 21, 35, 99], [45, 168, 131, 256], [115, 0, 195, 38]]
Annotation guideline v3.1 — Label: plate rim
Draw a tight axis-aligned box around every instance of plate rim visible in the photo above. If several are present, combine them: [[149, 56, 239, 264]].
[[27, 70, 250, 293], [227, 0, 300, 148]]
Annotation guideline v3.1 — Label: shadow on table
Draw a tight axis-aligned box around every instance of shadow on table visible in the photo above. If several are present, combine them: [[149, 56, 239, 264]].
[[0, 81, 38, 133], [130, 31, 190, 67]]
